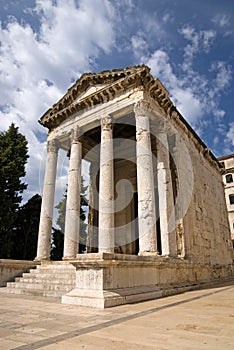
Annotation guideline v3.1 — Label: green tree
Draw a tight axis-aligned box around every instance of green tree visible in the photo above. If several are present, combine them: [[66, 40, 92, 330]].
[[51, 177, 88, 260], [11, 194, 42, 260], [0, 123, 28, 258]]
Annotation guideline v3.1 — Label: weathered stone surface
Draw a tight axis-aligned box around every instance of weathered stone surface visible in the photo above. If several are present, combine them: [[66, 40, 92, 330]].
[[134, 100, 157, 253], [0, 260, 38, 287], [156, 124, 177, 256], [62, 253, 233, 308], [36, 140, 58, 261], [98, 116, 114, 253], [63, 126, 82, 259], [33, 65, 233, 308]]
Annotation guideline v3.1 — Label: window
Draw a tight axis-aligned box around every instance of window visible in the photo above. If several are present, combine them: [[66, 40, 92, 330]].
[[226, 174, 233, 183], [229, 195, 234, 205]]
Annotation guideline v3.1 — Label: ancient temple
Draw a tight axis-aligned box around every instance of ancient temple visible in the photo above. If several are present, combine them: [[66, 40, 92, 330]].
[[35, 65, 233, 307]]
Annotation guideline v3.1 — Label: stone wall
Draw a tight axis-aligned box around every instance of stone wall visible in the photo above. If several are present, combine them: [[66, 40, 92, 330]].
[[0, 260, 38, 287], [62, 253, 233, 308], [170, 117, 233, 266]]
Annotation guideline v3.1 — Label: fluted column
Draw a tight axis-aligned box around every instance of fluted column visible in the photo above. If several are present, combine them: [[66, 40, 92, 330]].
[[36, 139, 58, 260], [157, 122, 177, 256], [98, 115, 114, 253], [63, 126, 82, 259], [134, 100, 157, 254]]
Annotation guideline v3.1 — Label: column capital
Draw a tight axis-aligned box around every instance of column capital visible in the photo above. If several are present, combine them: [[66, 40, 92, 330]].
[[71, 125, 81, 143], [134, 100, 152, 118], [47, 139, 59, 153], [101, 115, 112, 130]]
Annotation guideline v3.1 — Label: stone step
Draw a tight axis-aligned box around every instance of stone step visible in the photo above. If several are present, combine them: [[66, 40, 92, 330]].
[[2, 262, 76, 298], [0, 287, 65, 298], [29, 264, 76, 273], [15, 276, 75, 284], [6, 281, 74, 292], [22, 272, 75, 279], [30, 267, 75, 274]]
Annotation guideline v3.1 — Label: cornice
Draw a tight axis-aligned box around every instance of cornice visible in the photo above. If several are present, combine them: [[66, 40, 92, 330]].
[[39, 64, 221, 172], [39, 65, 150, 130]]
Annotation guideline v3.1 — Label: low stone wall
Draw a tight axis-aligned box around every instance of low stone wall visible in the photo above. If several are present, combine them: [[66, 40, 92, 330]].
[[0, 259, 39, 287], [62, 253, 234, 308]]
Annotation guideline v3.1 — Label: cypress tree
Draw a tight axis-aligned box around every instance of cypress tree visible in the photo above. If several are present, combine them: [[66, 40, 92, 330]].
[[0, 123, 28, 258]]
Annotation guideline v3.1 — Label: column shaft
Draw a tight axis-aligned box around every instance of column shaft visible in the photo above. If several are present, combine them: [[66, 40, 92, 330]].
[[87, 163, 98, 253], [157, 127, 177, 256], [36, 140, 58, 260], [98, 116, 114, 253], [63, 127, 82, 259], [134, 100, 157, 253]]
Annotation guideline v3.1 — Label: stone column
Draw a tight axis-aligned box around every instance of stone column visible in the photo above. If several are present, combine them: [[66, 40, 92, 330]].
[[98, 115, 114, 253], [36, 139, 58, 260], [63, 126, 82, 259], [87, 163, 98, 253], [156, 122, 177, 256], [134, 100, 157, 254]]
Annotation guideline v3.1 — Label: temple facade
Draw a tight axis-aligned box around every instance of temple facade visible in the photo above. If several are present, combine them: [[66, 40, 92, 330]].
[[36, 65, 233, 307]]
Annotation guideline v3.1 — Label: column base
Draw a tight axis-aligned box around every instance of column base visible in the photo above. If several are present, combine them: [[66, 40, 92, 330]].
[[62, 256, 77, 261], [138, 251, 159, 256], [34, 256, 50, 262]]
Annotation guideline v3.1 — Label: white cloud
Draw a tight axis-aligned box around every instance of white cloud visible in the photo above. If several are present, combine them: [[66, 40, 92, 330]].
[[227, 122, 234, 147], [143, 45, 231, 129], [0, 0, 116, 200], [179, 26, 216, 72], [131, 32, 149, 60], [210, 61, 232, 93], [212, 14, 230, 28], [144, 50, 203, 125], [162, 12, 172, 23]]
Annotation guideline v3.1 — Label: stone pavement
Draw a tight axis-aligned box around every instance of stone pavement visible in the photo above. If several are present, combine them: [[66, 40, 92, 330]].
[[0, 282, 233, 350]]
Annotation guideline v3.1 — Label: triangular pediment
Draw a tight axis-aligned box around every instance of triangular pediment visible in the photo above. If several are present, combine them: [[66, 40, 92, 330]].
[[39, 65, 171, 130], [76, 84, 107, 102]]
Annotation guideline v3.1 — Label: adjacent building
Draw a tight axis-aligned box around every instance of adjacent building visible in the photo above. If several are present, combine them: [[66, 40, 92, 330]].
[[218, 154, 234, 245]]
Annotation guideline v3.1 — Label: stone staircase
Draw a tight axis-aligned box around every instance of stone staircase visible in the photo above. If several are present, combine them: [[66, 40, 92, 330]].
[[0, 261, 76, 298]]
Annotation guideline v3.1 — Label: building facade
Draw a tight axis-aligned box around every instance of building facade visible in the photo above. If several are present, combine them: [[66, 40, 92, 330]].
[[218, 154, 234, 245], [36, 65, 233, 307]]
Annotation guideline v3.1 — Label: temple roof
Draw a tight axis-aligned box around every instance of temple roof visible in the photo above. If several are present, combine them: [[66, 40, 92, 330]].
[[38, 64, 220, 170], [39, 64, 171, 130]]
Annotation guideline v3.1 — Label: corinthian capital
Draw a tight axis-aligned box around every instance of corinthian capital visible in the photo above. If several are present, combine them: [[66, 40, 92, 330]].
[[101, 115, 112, 130], [134, 100, 152, 118], [47, 139, 59, 153], [71, 125, 81, 143]]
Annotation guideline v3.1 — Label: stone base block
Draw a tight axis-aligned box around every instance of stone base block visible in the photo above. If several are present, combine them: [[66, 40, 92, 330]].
[[62, 286, 163, 308], [62, 253, 234, 308]]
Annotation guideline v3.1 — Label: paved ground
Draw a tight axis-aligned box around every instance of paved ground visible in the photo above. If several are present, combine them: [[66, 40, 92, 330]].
[[0, 282, 233, 350]]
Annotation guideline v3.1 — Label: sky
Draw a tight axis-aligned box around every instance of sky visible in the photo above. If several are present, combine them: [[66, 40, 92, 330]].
[[0, 0, 234, 208]]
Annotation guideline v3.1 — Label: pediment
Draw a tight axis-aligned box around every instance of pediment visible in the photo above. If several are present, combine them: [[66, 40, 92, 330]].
[[76, 84, 107, 102], [39, 65, 172, 130]]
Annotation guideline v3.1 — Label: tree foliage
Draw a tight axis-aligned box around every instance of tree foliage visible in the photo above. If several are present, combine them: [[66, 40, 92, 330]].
[[11, 194, 42, 260], [51, 177, 88, 260], [0, 123, 29, 258]]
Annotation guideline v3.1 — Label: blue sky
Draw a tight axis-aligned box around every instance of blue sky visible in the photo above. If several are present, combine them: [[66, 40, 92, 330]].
[[0, 0, 234, 202]]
